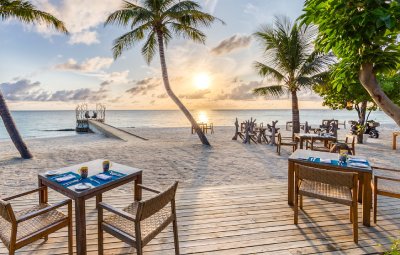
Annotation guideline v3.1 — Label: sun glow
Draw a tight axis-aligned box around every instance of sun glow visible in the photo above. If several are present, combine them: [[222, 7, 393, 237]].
[[195, 74, 210, 89], [197, 111, 209, 124]]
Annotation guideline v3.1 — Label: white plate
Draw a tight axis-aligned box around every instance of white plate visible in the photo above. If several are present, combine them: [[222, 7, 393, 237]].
[[45, 170, 60, 176], [75, 183, 91, 191]]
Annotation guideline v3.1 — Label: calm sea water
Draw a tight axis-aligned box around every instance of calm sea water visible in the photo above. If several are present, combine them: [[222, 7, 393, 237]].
[[0, 109, 397, 141]]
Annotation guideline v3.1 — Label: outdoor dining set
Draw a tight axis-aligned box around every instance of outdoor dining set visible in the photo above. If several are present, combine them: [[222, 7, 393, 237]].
[[0, 160, 180, 255]]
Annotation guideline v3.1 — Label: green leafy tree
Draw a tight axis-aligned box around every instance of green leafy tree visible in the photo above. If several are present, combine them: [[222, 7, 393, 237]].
[[104, 0, 225, 146], [300, 0, 400, 129], [0, 0, 68, 159], [252, 16, 335, 135]]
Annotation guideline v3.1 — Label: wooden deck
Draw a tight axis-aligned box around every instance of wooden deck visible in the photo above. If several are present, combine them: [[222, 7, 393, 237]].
[[1, 183, 399, 254]]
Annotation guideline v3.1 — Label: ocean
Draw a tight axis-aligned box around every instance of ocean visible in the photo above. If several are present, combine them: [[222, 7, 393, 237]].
[[0, 109, 397, 141]]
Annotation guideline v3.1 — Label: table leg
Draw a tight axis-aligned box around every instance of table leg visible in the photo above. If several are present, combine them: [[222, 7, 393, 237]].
[[288, 161, 294, 206], [38, 179, 47, 204], [393, 133, 397, 150], [75, 198, 86, 255], [362, 173, 372, 227], [96, 194, 102, 209], [299, 138, 304, 150], [358, 182, 363, 203], [135, 173, 142, 201]]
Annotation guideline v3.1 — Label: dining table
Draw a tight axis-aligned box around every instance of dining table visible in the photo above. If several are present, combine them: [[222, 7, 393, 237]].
[[288, 149, 373, 226], [38, 159, 142, 255], [294, 133, 337, 149]]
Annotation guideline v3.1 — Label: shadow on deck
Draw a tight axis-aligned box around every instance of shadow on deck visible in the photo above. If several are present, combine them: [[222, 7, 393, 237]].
[[1, 183, 398, 254]]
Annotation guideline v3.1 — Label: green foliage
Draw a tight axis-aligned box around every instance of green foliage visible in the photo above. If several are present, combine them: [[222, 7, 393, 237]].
[[378, 235, 400, 255], [0, 0, 68, 34], [300, 0, 400, 90], [104, 0, 225, 63], [252, 15, 335, 98]]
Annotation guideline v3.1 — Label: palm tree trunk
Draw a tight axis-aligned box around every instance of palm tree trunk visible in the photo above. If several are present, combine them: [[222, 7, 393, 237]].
[[291, 90, 300, 137], [0, 90, 33, 159], [156, 31, 210, 146], [359, 62, 400, 128]]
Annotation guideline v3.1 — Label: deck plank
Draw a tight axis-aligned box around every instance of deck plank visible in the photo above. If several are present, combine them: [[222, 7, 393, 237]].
[[1, 183, 398, 254]]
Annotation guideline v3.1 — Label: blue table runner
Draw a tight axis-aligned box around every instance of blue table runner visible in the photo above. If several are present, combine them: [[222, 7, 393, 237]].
[[306, 157, 370, 167], [47, 170, 126, 188]]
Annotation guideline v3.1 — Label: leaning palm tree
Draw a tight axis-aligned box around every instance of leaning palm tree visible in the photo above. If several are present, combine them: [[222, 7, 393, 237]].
[[105, 0, 225, 146], [252, 16, 335, 136], [0, 0, 68, 158]]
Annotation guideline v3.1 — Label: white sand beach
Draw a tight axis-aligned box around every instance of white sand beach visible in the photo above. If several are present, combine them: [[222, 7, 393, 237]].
[[0, 125, 399, 197]]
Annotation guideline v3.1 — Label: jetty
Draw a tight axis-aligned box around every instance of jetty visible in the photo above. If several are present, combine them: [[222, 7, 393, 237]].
[[76, 103, 147, 141]]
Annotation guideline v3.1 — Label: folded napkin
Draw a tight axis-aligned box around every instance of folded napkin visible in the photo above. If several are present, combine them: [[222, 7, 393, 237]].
[[297, 156, 308, 160], [349, 158, 367, 163], [350, 163, 369, 168], [56, 174, 76, 182], [320, 158, 332, 164], [96, 174, 112, 181]]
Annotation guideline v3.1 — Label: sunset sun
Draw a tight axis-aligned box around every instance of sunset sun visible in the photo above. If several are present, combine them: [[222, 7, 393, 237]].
[[195, 74, 210, 89]]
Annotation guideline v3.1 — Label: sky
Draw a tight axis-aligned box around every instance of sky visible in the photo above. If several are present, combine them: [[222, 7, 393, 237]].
[[0, 0, 325, 110]]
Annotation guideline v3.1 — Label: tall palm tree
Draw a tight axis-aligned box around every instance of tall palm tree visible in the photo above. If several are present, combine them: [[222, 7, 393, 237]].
[[252, 16, 335, 136], [0, 0, 68, 159], [104, 0, 225, 146]]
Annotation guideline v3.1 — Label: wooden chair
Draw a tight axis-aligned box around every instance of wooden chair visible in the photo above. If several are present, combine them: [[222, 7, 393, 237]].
[[277, 132, 297, 155], [371, 166, 400, 223], [204, 123, 214, 134], [345, 135, 356, 155], [338, 120, 346, 129], [0, 187, 73, 255], [98, 182, 179, 255], [294, 164, 358, 243], [305, 137, 332, 152]]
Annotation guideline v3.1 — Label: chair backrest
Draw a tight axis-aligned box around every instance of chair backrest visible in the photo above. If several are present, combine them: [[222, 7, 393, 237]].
[[277, 132, 282, 143], [345, 135, 355, 145], [138, 181, 179, 221], [0, 199, 13, 223], [296, 164, 356, 188]]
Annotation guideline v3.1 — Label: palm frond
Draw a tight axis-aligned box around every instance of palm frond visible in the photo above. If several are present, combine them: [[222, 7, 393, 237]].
[[169, 22, 205, 44], [253, 85, 287, 98], [167, 9, 225, 28], [297, 51, 336, 77], [141, 31, 158, 64], [0, 0, 68, 34], [111, 23, 152, 59], [104, 0, 154, 28], [253, 61, 285, 82]]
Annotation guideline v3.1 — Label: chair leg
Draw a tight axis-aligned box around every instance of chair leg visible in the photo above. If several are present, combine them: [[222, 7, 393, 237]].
[[294, 191, 299, 225], [358, 182, 363, 203], [9, 247, 15, 255], [173, 217, 180, 255], [98, 204, 104, 255], [353, 204, 358, 243], [299, 195, 303, 209], [349, 206, 353, 222], [373, 192, 378, 223], [67, 201, 73, 255], [44, 235, 48, 241]]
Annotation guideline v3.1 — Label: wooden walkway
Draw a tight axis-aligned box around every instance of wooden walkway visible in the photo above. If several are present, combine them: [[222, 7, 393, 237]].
[[1, 183, 399, 254], [88, 120, 148, 141]]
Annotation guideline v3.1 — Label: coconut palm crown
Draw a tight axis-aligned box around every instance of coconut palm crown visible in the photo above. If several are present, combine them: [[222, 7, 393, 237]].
[[105, 0, 225, 145], [252, 16, 335, 135]]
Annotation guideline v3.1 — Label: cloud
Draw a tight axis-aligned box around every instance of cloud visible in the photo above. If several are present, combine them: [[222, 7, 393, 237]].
[[216, 81, 261, 101], [57, 55, 63, 58], [157, 93, 168, 99], [31, 0, 121, 45], [125, 78, 162, 96], [0, 79, 109, 102], [110, 70, 129, 78], [100, 80, 113, 87], [55, 57, 113, 72], [179, 89, 211, 99], [211, 34, 252, 55]]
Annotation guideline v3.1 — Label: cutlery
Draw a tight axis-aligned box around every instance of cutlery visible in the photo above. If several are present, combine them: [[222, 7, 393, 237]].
[[90, 178, 101, 185], [109, 171, 122, 177], [50, 173, 68, 179], [64, 178, 82, 186]]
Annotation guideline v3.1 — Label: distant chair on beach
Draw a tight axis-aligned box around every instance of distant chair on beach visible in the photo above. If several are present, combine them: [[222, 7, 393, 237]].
[[92, 111, 97, 119], [84, 111, 90, 119], [277, 132, 297, 155], [338, 120, 346, 129], [204, 123, 214, 134]]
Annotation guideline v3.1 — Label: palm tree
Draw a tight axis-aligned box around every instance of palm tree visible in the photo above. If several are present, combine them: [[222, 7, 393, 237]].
[[0, 0, 68, 159], [252, 16, 335, 136], [104, 0, 225, 146]]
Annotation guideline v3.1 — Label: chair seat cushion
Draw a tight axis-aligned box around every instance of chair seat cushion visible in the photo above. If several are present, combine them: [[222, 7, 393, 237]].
[[0, 203, 67, 248], [299, 180, 353, 206], [103, 201, 174, 246]]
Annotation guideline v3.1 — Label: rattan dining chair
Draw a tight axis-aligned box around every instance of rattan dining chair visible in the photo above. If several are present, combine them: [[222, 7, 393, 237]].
[[305, 137, 332, 152], [294, 164, 359, 243], [371, 166, 400, 223], [0, 187, 73, 255], [277, 132, 297, 155], [98, 181, 179, 255], [345, 135, 356, 155]]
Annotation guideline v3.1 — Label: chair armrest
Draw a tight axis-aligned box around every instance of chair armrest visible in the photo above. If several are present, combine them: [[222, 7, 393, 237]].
[[137, 184, 161, 194], [372, 166, 400, 173], [3, 187, 47, 201], [16, 199, 71, 224], [375, 176, 400, 182], [98, 202, 136, 222]]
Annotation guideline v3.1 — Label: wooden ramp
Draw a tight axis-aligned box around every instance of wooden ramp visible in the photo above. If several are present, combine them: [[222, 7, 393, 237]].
[[88, 120, 148, 141], [1, 183, 399, 254]]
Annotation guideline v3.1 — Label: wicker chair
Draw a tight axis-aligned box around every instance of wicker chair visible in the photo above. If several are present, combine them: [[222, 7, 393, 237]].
[[371, 166, 400, 223], [345, 135, 356, 155], [305, 137, 333, 152], [0, 187, 72, 255], [294, 165, 359, 243], [98, 182, 179, 255], [277, 132, 297, 155]]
